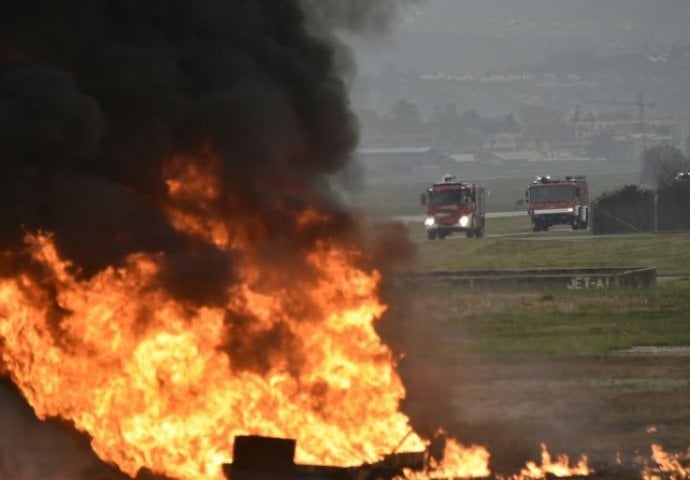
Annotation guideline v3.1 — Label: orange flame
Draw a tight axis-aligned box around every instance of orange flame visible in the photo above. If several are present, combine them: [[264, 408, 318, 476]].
[[643, 444, 690, 480], [0, 233, 413, 478], [513, 444, 591, 479], [164, 150, 230, 248], [0, 150, 491, 479], [429, 438, 491, 479]]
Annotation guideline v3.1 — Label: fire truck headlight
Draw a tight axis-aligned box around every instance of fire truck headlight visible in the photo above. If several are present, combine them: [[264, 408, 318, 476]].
[[459, 215, 471, 228], [424, 217, 436, 227], [567, 207, 574, 213]]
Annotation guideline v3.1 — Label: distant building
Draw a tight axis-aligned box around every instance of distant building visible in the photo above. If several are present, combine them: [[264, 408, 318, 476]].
[[576, 116, 689, 148], [448, 154, 477, 164], [492, 151, 547, 163], [481, 133, 519, 152], [482, 133, 551, 155], [357, 147, 443, 174]]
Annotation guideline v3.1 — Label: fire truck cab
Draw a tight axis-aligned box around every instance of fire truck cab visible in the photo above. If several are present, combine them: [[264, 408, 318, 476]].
[[420, 175, 486, 240], [526, 175, 589, 232]]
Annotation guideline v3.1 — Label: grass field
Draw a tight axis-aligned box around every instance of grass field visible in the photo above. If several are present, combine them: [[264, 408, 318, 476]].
[[406, 217, 690, 276], [447, 282, 690, 356], [376, 212, 690, 473]]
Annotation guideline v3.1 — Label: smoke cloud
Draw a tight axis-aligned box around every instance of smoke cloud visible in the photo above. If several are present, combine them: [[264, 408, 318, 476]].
[[301, 0, 420, 34], [0, 0, 414, 305]]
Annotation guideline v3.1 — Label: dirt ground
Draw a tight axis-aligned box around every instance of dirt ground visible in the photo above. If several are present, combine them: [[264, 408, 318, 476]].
[[401, 354, 690, 472], [379, 287, 690, 475]]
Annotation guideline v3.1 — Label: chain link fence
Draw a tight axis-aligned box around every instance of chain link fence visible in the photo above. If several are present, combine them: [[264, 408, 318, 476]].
[[591, 182, 690, 234]]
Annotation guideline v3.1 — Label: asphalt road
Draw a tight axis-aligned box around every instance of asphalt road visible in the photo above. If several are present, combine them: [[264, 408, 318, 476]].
[[398, 212, 665, 242], [394, 211, 525, 224]]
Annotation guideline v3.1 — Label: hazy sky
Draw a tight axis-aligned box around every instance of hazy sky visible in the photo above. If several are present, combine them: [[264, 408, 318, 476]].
[[350, 0, 690, 75]]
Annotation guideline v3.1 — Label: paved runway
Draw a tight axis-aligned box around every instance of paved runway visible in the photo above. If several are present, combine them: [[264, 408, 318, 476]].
[[393, 211, 525, 224]]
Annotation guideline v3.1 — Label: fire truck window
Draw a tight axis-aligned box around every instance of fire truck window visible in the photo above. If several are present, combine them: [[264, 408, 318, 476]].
[[428, 190, 471, 205], [529, 185, 576, 203]]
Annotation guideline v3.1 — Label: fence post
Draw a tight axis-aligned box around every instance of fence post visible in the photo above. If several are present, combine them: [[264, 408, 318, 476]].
[[653, 192, 659, 233]]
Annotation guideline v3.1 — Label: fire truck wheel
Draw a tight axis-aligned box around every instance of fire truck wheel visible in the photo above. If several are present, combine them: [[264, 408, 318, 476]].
[[427, 231, 437, 240], [465, 230, 474, 238], [573, 219, 588, 230]]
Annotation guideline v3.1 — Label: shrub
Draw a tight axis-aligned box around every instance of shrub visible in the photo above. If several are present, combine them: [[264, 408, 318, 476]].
[[591, 185, 655, 234], [658, 179, 690, 231]]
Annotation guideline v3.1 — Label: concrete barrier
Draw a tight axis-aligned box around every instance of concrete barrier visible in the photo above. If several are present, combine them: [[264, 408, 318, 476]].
[[401, 267, 656, 291]]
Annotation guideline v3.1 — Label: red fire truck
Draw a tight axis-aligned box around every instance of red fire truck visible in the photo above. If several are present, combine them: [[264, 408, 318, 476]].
[[420, 175, 486, 240], [526, 175, 589, 232]]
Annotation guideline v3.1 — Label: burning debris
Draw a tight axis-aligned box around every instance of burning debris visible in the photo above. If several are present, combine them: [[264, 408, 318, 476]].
[[642, 444, 690, 480], [223, 435, 429, 480], [207, 435, 690, 480], [512, 445, 590, 480]]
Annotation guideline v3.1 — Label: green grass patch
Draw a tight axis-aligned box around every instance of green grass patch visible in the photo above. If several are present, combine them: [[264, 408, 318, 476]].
[[467, 309, 690, 356], [436, 281, 690, 357], [409, 220, 690, 275]]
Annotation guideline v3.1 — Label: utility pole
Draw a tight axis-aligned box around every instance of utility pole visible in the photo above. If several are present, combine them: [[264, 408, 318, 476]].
[[638, 94, 647, 130]]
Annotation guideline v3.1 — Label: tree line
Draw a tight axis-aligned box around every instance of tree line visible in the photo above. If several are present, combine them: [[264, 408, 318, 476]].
[[592, 145, 690, 233]]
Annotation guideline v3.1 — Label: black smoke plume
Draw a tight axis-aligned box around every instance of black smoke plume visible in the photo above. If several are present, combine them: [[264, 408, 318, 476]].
[[0, 0, 420, 366], [0, 0, 413, 307]]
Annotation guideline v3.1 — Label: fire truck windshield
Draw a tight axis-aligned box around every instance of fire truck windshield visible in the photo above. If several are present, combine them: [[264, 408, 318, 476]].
[[530, 185, 575, 203], [428, 188, 471, 206]]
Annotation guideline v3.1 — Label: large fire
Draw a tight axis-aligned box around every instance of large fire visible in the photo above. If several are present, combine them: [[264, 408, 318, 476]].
[[0, 151, 492, 479]]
